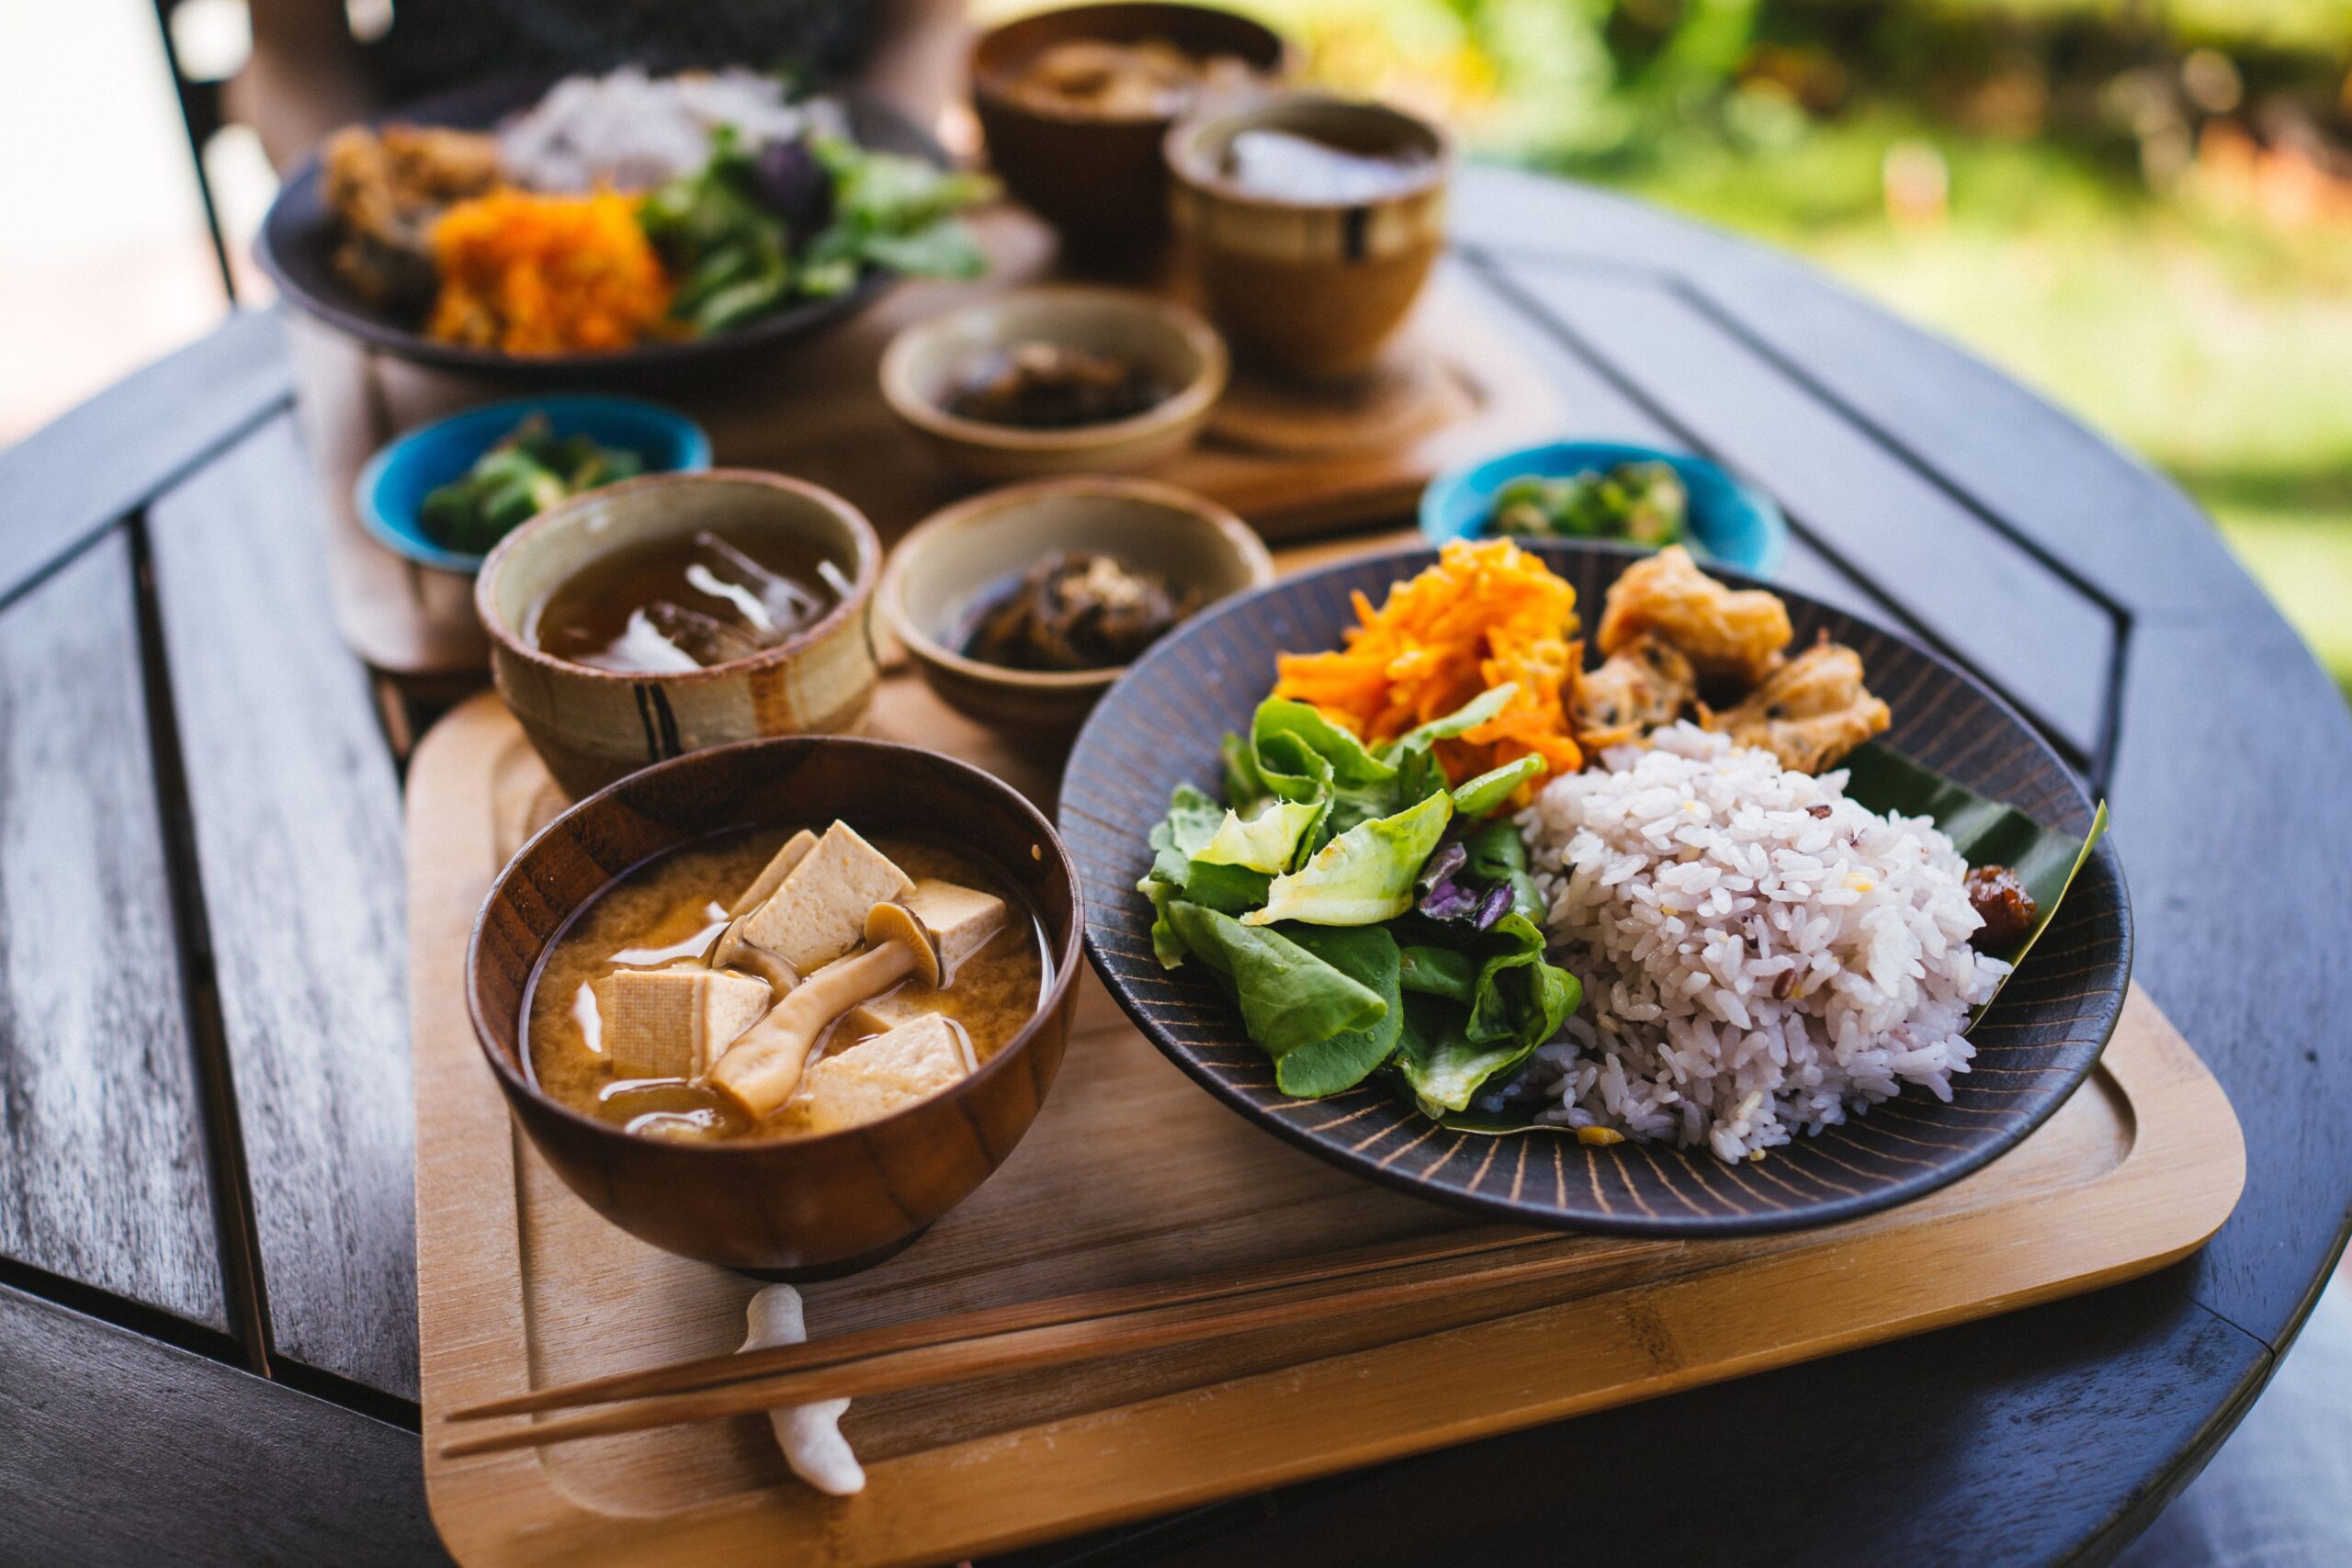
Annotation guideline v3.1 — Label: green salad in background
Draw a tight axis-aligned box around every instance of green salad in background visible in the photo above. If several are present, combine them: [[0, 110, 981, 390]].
[[1139, 685, 1580, 1114]]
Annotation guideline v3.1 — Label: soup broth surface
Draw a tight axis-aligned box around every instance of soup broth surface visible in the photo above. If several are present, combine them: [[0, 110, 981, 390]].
[[1222, 127, 1431, 203], [525, 828, 1047, 1143], [527, 523, 847, 674]]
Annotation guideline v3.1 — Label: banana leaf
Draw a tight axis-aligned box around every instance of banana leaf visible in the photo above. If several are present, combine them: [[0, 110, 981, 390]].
[[1424, 740, 2109, 1135]]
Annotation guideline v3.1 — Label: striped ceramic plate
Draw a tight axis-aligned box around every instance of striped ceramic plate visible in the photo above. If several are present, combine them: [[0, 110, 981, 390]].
[[1059, 541, 2129, 1235]]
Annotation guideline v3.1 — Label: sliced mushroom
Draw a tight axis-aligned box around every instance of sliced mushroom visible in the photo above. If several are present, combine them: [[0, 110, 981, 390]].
[[703, 902, 945, 1120]]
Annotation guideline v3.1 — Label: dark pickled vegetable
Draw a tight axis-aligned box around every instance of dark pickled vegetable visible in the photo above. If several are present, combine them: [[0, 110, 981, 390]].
[[944, 343, 1172, 429], [416, 414, 644, 555], [1964, 863, 2038, 949], [965, 552, 1194, 671]]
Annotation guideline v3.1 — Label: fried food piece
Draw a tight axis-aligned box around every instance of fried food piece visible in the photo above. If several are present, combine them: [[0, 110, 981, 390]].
[[323, 124, 502, 308], [1573, 632, 1697, 751], [1596, 546, 1791, 686], [1707, 637, 1890, 773]]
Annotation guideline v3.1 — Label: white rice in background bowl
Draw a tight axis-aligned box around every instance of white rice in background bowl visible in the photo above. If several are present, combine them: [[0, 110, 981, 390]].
[[1510, 722, 2008, 1161]]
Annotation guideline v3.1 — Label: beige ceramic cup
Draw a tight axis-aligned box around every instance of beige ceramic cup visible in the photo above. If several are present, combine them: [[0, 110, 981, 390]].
[[1166, 93, 1449, 380], [475, 469, 882, 798]]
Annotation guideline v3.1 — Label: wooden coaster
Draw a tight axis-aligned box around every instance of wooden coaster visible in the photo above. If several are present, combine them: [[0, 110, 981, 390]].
[[1208, 335, 1465, 458]]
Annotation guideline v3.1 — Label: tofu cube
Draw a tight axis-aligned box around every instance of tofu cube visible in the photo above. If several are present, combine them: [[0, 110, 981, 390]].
[[595, 968, 773, 1080], [903, 878, 1009, 979], [734, 823, 914, 975], [838, 986, 931, 1042], [796, 1013, 973, 1134], [729, 829, 820, 919]]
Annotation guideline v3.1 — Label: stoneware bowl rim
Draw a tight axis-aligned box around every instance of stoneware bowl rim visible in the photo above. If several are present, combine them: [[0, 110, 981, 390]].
[[879, 286, 1230, 456], [1165, 89, 1453, 213], [881, 474, 1275, 694], [969, 1, 1290, 128], [464, 732, 1088, 1158], [472, 468, 882, 688]]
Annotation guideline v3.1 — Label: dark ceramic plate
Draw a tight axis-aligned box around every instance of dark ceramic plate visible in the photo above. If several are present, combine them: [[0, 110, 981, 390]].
[[1060, 542, 2131, 1236], [254, 75, 939, 379]]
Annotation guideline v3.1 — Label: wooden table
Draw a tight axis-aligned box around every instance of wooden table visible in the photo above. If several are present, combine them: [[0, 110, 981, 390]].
[[0, 167, 2344, 1567]]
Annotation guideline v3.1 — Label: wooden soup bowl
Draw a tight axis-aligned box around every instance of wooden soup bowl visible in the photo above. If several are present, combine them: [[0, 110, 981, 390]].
[[466, 737, 1086, 1277], [971, 2, 1288, 269], [475, 469, 882, 800], [1167, 94, 1449, 380]]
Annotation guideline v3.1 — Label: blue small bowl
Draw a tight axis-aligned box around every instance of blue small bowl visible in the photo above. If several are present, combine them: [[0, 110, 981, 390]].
[[356, 395, 713, 573], [1419, 440, 1787, 578]]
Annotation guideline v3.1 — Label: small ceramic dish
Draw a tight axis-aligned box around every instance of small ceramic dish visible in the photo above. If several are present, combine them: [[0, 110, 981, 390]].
[[468, 734, 1085, 1276], [1166, 92, 1449, 379], [882, 475, 1274, 737], [475, 469, 881, 798], [356, 395, 712, 573], [1420, 440, 1790, 578], [879, 288, 1229, 482], [970, 2, 1288, 266]]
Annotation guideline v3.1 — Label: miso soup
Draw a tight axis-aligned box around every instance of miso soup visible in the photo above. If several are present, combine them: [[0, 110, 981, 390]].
[[524, 826, 1048, 1144]]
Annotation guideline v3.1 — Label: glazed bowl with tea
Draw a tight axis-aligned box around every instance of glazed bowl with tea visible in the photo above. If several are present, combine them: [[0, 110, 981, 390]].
[[1166, 92, 1449, 379], [971, 1, 1286, 268], [475, 469, 881, 798], [467, 734, 1086, 1277], [882, 475, 1273, 738], [879, 287, 1228, 482]]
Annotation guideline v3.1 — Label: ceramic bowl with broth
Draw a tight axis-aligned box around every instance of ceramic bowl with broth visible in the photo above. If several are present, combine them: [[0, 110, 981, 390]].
[[468, 735, 1085, 1276], [1167, 94, 1449, 379], [476, 469, 882, 798]]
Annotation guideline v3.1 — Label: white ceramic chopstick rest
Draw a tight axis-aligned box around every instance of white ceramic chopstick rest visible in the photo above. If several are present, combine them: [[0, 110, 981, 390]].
[[741, 1285, 865, 1495]]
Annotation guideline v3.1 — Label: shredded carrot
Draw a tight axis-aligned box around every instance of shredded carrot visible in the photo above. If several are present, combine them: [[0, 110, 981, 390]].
[[426, 189, 673, 355], [1272, 539, 1583, 797]]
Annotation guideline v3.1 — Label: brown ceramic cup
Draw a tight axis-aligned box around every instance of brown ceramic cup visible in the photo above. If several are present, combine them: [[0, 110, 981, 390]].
[[466, 735, 1085, 1277], [1166, 94, 1450, 379], [971, 2, 1287, 269], [474, 469, 882, 800]]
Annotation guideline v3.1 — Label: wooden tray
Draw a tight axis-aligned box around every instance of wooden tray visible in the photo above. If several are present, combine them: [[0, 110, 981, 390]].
[[298, 208, 1564, 682], [409, 683, 2244, 1568]]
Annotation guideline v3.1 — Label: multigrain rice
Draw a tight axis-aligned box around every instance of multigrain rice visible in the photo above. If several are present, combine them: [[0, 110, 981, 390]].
[[1511, 723, 2006, 1160]]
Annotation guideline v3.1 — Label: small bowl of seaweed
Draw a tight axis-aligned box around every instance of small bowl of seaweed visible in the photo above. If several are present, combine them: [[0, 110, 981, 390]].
[[356, 395, 712, 573], [883, 475, 1273, 739]]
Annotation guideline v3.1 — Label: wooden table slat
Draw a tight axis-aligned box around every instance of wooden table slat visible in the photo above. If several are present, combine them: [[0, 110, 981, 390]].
[[145, 412, 417, 1400], [2106, 614, 2352, 1345], [0, 530, 225, 1329], [0, 1282, 446, 1568], [0, 310, 289, 608]]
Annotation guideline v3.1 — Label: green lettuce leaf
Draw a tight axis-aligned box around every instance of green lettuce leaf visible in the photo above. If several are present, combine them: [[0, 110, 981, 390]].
[[1164, 902, 1387, 1053], [1397, 944, 1479, 1003], [1274, 926, 1406, 1096], [1451, 753, 1548, 817], [1245, 792, 1454, 927], [1199, 799, 1325, 874], [1376, 683, 1518, 763]]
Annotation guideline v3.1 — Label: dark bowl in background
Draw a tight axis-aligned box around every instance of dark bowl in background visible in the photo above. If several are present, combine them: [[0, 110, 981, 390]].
[[254, 74, 944, 381], [971, 3, 1288, 269], [466, 736, 1085, 1277]]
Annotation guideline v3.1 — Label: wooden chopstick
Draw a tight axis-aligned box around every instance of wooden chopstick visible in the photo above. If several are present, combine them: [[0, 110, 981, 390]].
[[437, 1234, 1677, 1460], [449, 1224, 1549, 1424]]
